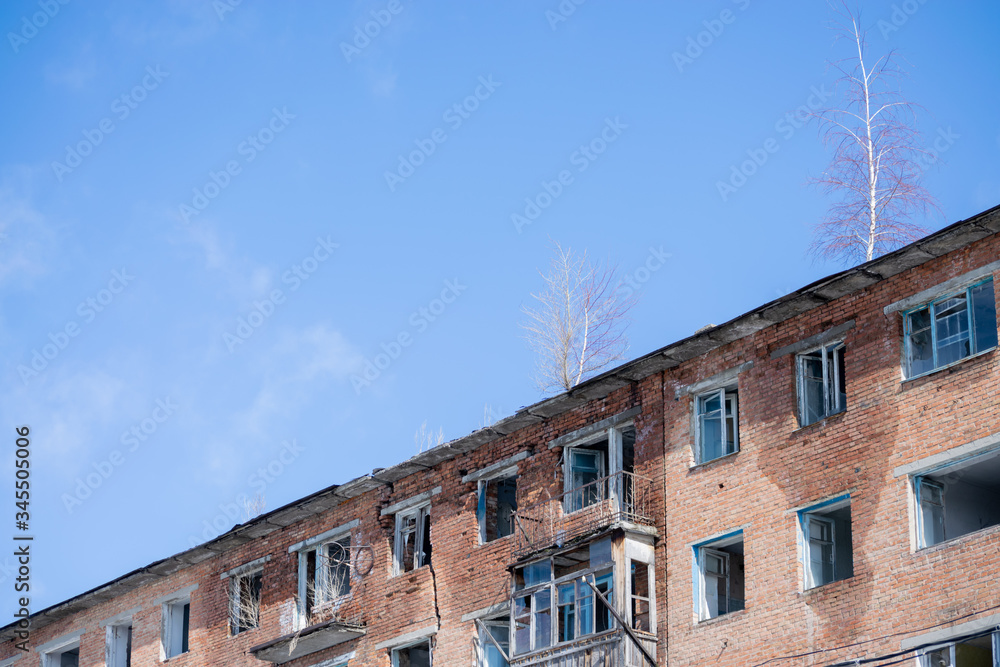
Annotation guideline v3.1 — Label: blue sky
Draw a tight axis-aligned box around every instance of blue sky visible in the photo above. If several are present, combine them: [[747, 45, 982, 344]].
[[1, 0, 998, 618]]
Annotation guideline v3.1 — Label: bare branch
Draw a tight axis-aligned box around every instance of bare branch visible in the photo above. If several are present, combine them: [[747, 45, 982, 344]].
[[520, 241, 637, 394], [809, 1, 939, 265]]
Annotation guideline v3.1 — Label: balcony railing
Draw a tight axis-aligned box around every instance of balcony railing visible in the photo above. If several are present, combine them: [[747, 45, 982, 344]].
[[509, 627, 656, 667], [512, 470, 655, 558]]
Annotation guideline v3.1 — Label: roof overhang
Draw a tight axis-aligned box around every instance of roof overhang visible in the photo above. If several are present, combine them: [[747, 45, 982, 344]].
[[248, 620, 365, 664]]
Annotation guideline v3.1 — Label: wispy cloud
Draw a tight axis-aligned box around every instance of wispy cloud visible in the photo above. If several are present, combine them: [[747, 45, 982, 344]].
[[0, 166, 56, 286]]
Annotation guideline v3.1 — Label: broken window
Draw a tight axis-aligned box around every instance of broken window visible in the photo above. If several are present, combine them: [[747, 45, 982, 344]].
[[905, 278, 997, 378], [229, 568, 263, 634], [393, 639, 432, 667], [696, 387, 739, 463], [797, 342, 846, 426], [695, 532, 744, 620], [163, 598, 190, 658], [107, 623, 133, 667], [630, 561, 652, 633], [922, 630, 998, 666], [394, 504, 431, 575], [512, 538, 617, 655], [479, 618, 510, 667], [564, 425, 636, 513], [800, 497, 853, 589], [479, 475, 518, 543], [915, 450, 1000, 548]]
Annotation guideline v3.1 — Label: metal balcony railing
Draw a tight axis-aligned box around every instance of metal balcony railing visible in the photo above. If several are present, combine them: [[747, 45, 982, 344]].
[[511, 470, 655, 558], [508, 627, 657, 667]]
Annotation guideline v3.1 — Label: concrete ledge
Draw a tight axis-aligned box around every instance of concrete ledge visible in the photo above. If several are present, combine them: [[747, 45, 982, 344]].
[[372, 624, 437, 651], [900, 612, 1000, 650], [893, 431, 1000, 478]]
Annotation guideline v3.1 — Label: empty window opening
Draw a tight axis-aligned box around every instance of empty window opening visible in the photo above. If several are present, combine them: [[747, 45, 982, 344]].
[[630, 561, 652, 633], [229, 569, 263, 635], [43, 644, 80, 667], [695, 533, 744, 621], [108, 623, 133, 667], [696, 387, 739, 463], [800, 498, 853, 589], [163, 599, 190, 658], [479, 618, 510, 667], [797, 342, 846, 426], [393, 639, 432, 667], [915, 451, 1000, 548], [479, 476, 518, 543], [905, 278, 998, 378], [394, 504, 431, 575], [512, 538, 616, 656], [922, 630, 997, 666]]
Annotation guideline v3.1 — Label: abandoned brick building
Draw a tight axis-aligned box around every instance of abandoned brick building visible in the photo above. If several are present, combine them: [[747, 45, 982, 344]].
[[4, 203, 1000, 667]]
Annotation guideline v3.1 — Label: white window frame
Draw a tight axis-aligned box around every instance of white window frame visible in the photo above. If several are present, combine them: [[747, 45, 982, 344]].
[[162, 597, 191, 659], [915, 477, 946, 549], [289, 524, 355, 628], [694, 387, 739, 464], [106, 622, 133, 667], [561, 422, 634, 514], [693, 531, 744, 622], [796, 341, 846, 426], [393, 503, 431, 576], [391, 638, 433, 667]]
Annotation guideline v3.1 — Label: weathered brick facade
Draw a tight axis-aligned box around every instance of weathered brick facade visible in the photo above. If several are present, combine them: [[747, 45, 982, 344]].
[[4, 204, 1000, 666]]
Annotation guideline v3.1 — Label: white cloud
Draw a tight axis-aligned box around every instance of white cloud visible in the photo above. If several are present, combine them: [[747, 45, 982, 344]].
[[0, 166, 55, 286]]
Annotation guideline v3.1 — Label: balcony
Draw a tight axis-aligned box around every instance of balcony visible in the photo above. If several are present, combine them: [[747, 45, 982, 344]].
[[512, 470, 655, 558], [509, 627, 656, 667]]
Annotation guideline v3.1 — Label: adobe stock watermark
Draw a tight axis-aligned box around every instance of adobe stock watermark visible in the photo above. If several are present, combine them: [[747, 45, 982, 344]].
[[51, 66, 169, 182], [716, 84, 832, 202], [545, 0, 586, 31], [213, 0, 242, 21], [618, 246, 671, 298], [61, 397, 178, 513], [17, 268, 134, 385], [7, 0, 70, 53], [178, 107, 295, 224], [511, 117, 627, 234], [673, 0, 751, 74], [340, 0, 404, 63], [187, 439, 304, 548], [351, 279, 467, 393], [384, 76, 502, 192], [878, 0, 930, 39], [224, 236, 339, 352]]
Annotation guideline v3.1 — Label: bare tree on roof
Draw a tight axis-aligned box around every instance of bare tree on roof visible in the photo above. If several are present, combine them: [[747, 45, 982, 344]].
[[810, 2, 939, 265], [521, 242, 636, 394]]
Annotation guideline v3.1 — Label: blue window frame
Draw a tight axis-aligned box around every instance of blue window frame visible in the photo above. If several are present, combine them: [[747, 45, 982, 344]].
[[904, 278, 997, 378]]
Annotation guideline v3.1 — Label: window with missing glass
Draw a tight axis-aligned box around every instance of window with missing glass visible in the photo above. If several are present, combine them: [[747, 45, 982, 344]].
[[904, 278, 997, 378], [511, 539, 615, 656], [696, 387, 739, 463], [394, 504, 431, 575], [797, 342, 846, 426]]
